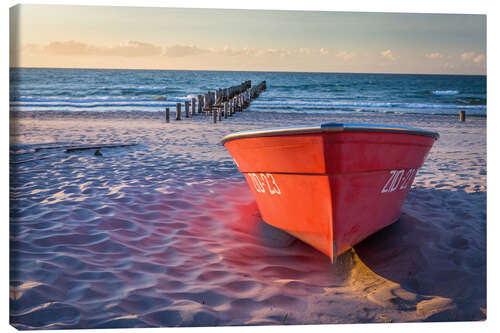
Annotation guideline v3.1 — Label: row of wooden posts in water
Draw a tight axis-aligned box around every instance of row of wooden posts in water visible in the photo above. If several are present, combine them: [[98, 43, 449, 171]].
[[163, 82, 469, 122], [165, 80, 267, 123]]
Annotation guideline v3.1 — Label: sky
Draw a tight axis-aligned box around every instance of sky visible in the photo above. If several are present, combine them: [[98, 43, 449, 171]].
[[9, 4, 486, 74]]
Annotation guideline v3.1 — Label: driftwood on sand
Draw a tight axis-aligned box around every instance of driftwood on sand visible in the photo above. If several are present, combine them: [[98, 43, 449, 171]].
[[10, 143, 137, 164], [64, 143, 137, 153]]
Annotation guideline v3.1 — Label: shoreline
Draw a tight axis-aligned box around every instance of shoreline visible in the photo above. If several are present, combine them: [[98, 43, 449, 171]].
[[9, 109, 487, 122]]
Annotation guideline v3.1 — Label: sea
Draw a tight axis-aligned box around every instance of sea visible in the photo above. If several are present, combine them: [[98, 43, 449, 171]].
[[10, 68, 486, 117]]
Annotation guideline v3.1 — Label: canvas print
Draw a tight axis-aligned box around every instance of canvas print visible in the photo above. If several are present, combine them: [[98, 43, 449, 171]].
[[9, 4, 486, 329]]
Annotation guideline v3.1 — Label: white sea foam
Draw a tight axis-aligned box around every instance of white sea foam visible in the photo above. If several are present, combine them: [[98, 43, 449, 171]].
[[432, 90, 459, 95]]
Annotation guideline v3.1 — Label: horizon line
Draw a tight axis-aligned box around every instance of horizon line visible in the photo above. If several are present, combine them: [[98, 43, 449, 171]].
[[9, 66, 487, 77]]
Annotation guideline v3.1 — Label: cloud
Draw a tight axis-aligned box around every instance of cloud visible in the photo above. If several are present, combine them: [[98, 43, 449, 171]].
[[162, 44, 210, 58], [336, 51, 356, 61], [319, 48, 329, 55], [20, 40, 306, 60], [460, 51, 486, 65], [425, 52, 442, 59], [242, 47, 264, 57], [43, 40, 162, 57], [380, 49, 395, 60], [298, 48, 311, 55], [220, 45, 239, 56], [44, 41, 96, 56], [473, 54, 485, 64], [219, 45, 263, 57], [118, 41, 163, 57], [220, 46, 293, 58], [266, 48, 292, 57], [31, 40, 211, 58], [460, 52, 475, 61], [220, 46, 295, 57]]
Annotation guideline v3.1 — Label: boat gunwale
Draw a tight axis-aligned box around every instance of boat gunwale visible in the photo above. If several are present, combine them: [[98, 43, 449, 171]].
[[221, 123, 440, 144]]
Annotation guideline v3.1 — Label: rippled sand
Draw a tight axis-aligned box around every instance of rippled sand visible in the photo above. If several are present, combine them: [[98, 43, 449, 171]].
[[9, 110, 486, 329]]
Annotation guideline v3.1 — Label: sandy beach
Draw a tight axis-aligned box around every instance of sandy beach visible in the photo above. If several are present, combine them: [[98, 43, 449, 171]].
[[9, 109, 486, 329]]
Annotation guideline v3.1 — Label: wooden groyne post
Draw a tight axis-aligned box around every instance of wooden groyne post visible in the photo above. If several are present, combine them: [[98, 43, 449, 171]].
[[165, 80, 266, 123], [176, 103, 181, 120], [191, 97, 196, 116], [459, 110, 466, 122], [197, 95, 202, 113]]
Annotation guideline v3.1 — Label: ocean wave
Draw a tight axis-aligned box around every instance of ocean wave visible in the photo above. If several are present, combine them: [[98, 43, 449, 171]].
[[10, 96, 194, 105], [11, 85, 183, 98], [13, 96, 154, 102], [251, 100, 486, 110], [456, 97, 487, 106], [251, 107, 486, 117], [120, 88, 168, 96], [432, 90, 459, 95], [9, 106, 171, 112], [10, 98, 487, 114], [270, 83, 348, 92]]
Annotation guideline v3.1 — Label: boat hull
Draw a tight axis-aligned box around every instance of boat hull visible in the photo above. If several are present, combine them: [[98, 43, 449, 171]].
[[223, 127, 437, 262]]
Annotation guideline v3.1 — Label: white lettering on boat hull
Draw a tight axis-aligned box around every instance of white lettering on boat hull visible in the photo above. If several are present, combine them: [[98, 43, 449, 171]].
[[247, 173, 281, 195], [381, 168, 417, 193]]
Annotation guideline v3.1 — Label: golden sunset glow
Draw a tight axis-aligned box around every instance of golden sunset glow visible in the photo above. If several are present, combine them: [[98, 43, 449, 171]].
[[10, 4, 486, 74]]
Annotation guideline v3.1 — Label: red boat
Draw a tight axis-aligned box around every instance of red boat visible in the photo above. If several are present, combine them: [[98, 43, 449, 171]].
[[221, 123, 439, 262]]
